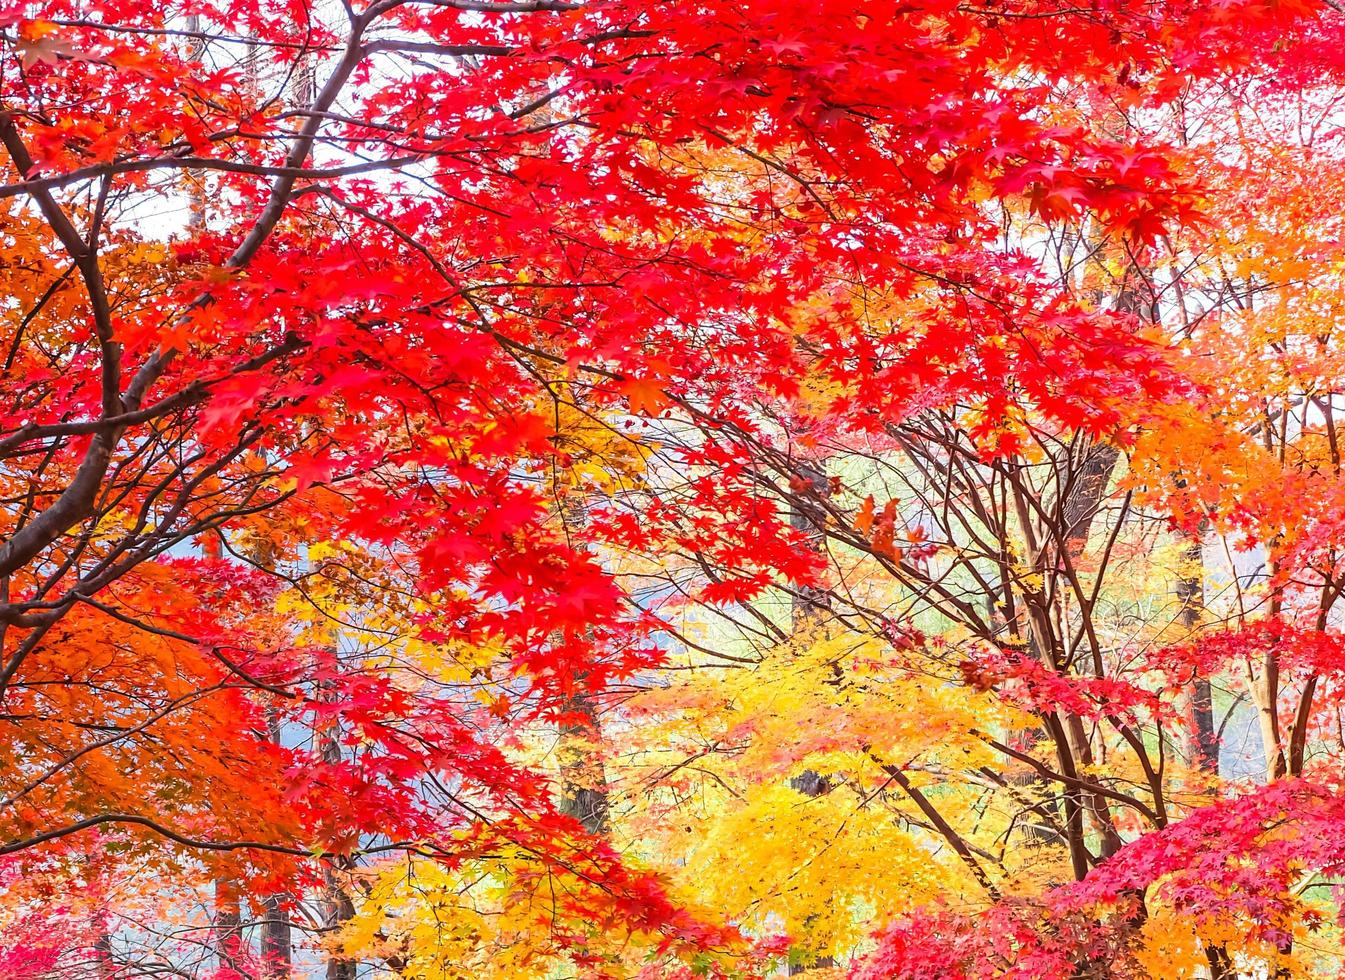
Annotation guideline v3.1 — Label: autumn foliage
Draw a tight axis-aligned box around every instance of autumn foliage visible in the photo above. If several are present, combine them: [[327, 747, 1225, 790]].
[[4, 0, 1345, 977]]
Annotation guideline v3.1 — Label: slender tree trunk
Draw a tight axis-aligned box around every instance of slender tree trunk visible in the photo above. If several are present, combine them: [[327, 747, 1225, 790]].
[[323, 867, 358, 980], [260, 708, 293, 977], [214, 877, 245, 975], [260, 892, 293, 979], [554, 497, 612, 837], [1252, 611, 1287, 782], [234, 42, 315, 971], [786, 462, 836, 975], [185, 16, 209, 234], [1176, 524, 1218, 774], [94, 928, 114, 979], [1171, 526, 1235, 980], [319, 683, 358, 980], [1011, 441, 1124, 877], [557, 684, 610, 836]]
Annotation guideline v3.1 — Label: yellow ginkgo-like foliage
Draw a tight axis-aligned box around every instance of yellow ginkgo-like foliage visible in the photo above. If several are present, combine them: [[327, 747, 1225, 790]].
[[610, 631, 1045, 963]]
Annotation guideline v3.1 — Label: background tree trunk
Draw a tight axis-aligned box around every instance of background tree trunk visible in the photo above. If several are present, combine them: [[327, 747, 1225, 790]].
[[787, 461, 836, 975], [1176, 525, 1218, 774]]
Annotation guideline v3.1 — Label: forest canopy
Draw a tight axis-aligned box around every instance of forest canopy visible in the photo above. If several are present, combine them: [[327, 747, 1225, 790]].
[[3, 0, 1345, 977]]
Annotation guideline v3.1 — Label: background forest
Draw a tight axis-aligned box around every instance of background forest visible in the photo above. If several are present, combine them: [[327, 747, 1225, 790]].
[[3, 0, 1345, 978]]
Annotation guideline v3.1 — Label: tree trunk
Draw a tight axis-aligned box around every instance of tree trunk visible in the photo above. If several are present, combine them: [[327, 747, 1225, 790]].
[[1176, 525, 1218, 774], [214, 877, 245, 975], [786, 462, 836, 975], [552, 496, 612, 838], [94, 929, 114, 979], [320, 684, 359, 980], [558, 685, 610, 836], [259, 707, 293, 978], [260, 891, 293, 979]]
